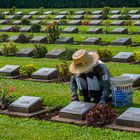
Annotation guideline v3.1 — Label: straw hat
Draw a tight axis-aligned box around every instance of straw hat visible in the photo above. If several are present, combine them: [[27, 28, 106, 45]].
[[69, 50, 99, 74]]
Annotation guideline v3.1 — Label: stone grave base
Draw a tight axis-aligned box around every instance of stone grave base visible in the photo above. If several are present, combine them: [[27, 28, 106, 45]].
[[105, 121, 140, 132], [51, 115, 86, 126], [26, 78, 58, 83], [4, 75, 26, 79], [0, 108, 47, 118]]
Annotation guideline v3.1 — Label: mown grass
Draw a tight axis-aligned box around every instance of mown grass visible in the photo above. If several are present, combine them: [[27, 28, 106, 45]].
[[0, 114, 140, 140]]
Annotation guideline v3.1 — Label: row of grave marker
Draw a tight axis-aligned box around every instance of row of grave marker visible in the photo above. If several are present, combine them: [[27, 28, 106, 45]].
[[2, 10, 140, 15], [1, 26, 140, 35], [2, 19, 140, 26], [0, 35, 134, 46], [0, 48, 137, 64], [4, 14, 140, 20], [4, 95, 140, 130]]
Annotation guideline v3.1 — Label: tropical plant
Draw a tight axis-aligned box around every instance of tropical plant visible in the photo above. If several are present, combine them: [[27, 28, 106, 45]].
[[31, 23, 41, 32], [102, 20, 111, 34], [134, 51, 140, 63]]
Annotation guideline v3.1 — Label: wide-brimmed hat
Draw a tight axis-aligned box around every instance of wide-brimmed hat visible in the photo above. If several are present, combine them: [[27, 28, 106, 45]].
[[69, 50, 99, 74]]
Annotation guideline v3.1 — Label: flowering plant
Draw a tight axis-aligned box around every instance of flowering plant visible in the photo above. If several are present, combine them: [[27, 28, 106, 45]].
[[0, 79, 15, 110]]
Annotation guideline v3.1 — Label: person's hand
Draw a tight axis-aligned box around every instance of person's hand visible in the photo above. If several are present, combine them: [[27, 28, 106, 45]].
[[71, 94, 79, 101], [99, 100, 106, 104]]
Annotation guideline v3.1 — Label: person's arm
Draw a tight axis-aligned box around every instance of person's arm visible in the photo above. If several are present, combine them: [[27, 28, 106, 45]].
[[71, 75, 79, 101], [97, 64, 111, 104]]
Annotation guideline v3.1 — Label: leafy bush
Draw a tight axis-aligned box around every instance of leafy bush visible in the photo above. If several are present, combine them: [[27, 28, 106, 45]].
[[9, 6, 16, 14], [134, 51, 140, 62], [59, 47, 77, 60], [119, 14, 130, 20], [12, 25, 20, 32], [120, 7, 130, 20], [102, 20, 111, 33], [19, 64, 36, 77], [13, 15, 22, 20], [0, 79, 15, 110], [69, 10, 74, 15], [97, 49, 113, 62], [45, 22, 61, 43], [124, 20, 133, 26], [34, 44, 48, 58], [38, 7, 44, 14], [85, 104, 117, 127], [59, 19, 67, 25], [21, 18, 30, 25], [56, 60, 72, 82], [103, 6, 110, 14], [0, 11, 5, 19], [31, 23, 41, 32], [16, 33, 33, 43], [0, 34, 9, 42], [2, 42, 18, 56], [81, 20, 89, 26]]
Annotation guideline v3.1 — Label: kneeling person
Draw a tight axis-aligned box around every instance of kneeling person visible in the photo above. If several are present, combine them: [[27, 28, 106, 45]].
[[69, 50, 111, 104]]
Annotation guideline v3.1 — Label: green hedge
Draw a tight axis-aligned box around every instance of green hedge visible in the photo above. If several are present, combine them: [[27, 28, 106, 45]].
[[0, 0, 140, 8]]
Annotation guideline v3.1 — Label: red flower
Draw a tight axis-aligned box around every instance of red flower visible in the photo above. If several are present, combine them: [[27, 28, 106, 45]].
[[9, 87, 15, 92]]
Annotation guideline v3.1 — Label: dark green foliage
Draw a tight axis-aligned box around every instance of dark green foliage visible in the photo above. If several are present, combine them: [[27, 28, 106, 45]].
[[0, 0, 139, 8], [31, 23, 41, 32], [59, 47, 77, 60], [16, 33, 33, 43], [34, 44, 48, 58], [0, 34, 9, 42], [21, 18, 30, 25]]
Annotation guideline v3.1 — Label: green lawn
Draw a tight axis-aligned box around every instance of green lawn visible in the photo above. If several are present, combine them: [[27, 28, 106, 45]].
[[0, 8, 140, 140]]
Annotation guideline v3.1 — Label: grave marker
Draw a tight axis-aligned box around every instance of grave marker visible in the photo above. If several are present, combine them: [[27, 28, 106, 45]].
[[19, 26, 31, 32], [29, 11, 38, 15], [55, 37, 74, 44], [12, 20, 22, 25], [6, 36, 18, 42], [30, 36, 48, 43], [44, 11, 53, 15], [0, 26, 13, 32], [111, 28, 128, 34], [86, 27, 102, 34], [22, 15, 32, 19], [75, 11, 86, 15], [6, 15, 15, 19], [30, 20, 42, 25], [31, 68, 58, 80], [134, 21, 140, 26], [58, 11, 68, 15], [67, 20, 81, 25], [37, 15, 47, 19], [92, 10, 103, 15], [128, 10, 139, 14], [45, 49, 65, 58], [81, 37, 101, 45], [59, 101, 95, 120], [0, 65, 20, 76], [8, 96, 43, 113], [62, 27, 78, 33], [116, 107, 140, 128], [15, 11, 23, 15], [112, 52, 134, 63], [111, 21, 124, 26], [0, 20, 8, 24], [16, 48, 35, 57], [110, 10, 121, 14], [110, 15, 121, 19], [54, 15, 66, 20], [131, 15, 140, 19], [92, 15, 103, 19], [89, 20, 102, 26], [72, 15, 84, 19], [111, 38, 132, 46]]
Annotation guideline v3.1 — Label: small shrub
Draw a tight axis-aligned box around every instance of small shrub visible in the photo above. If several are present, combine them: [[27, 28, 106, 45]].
[[59, 47, 77, 60], [13, 15, 22, 20], [124, 20, 133, 26], [0, 34, 9, 42], [97, 49, 112, 62], [85, 104, 117, 127], [119, 15, 130, 20], [103, 7, 110, 14], [34, 44, 48, 58], [21, 18, 30, 25], [102, 20, 111, 33], [0, 79, 15, 110], [56, 60, 72, 82], [59, 19, 67, 25], [16, 33, 33, 43], [31, 23, 41, 32], [12, 25, 20, 32], [69, 10, 74, 15], [134, 51, 140, 62], [45, 22, 61, 43], [38, 7, 44, 15], [19, 64, 36, 77], [81, 20, 89, 26], [9, 6, 16, 14], [2, 42, 18, 56], [120, 7, 130, 20], [0, 11, 5, 19]]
